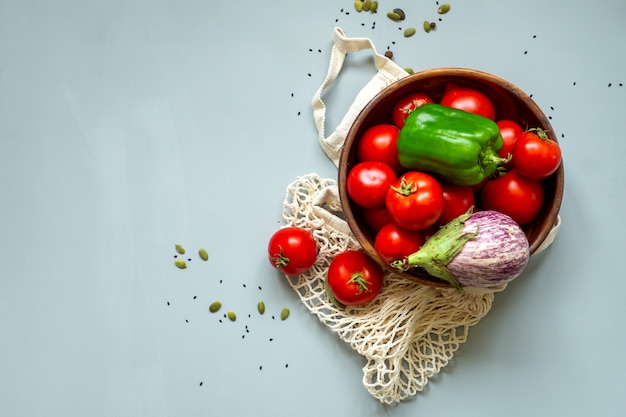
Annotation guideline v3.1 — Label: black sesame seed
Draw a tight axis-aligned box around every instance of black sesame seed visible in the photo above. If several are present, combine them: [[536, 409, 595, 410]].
[[243, 284, 246, 288], [242, 335, 245, 339], [297, 111, 301, 116], [309, 48, 313, 52], [185, 319, 189, 323], [259, 366, 263, 370], [193, 296, 197, 299], [524, 51, 528, 55], [533, 35, 537, 38], [272, 315, 275, 320], [285, 364, 289, 368], [174, 255, 177, 258], [219, 319, 222, 323], [548, 116, 552, 119], [561, 133, 565, 138], [167, 301, 170, 306], [573, 82, 576, 85], [219, 279, 223, 284], [258, 286, 262, 290], [307, 73, 311, 77], [199, 381, 203, 386], [609, 83, 612, 87], [335, 18, 339, 22], [269, 338, 274, 342], [550, 106, 554, 110]]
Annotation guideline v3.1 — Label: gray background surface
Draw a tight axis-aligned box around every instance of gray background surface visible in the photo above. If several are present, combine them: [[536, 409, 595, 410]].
[[1, 0, 625, 415]]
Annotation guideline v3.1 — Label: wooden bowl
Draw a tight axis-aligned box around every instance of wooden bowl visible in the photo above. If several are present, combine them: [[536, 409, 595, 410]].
[[338, 68, 564, 287]]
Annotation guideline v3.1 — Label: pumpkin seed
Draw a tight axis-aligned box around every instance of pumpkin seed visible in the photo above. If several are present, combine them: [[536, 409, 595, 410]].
[[175, 243, 185, 254], [174, 259, 187, 269], [363, 0, 371, 11], [198, 248, 209, 261], [370, 1, 378, 12], [209, 301, 222, 313], [354, 0, 362, 12], [423, 20, 432, 33], [227, 310, 236, 321], [404, 27, 416, 37], [386, 11, 401, 21], [257, 301, 265, 315], [438, 4, 451, 14], [280, 307, 290, 321], [404, 67, 415, 74], [392, 8, 405, 20]]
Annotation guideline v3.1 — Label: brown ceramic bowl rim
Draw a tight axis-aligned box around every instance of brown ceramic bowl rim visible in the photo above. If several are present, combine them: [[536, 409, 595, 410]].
[[338, 67, 564, 287]]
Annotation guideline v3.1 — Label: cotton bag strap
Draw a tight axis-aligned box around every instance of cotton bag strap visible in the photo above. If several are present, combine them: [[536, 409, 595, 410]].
[[311, 27, 409, 166]]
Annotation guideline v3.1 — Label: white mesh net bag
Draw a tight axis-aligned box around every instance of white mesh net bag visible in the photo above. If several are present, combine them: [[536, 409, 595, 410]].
[[278, 28, 560, 404]]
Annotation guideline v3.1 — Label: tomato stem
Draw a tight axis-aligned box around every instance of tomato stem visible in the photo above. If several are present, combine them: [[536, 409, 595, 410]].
[[390, 178, 416, 196], [349, 272, 373, 294], [270, 245, 290, 269], [526, 127, 550, 140]]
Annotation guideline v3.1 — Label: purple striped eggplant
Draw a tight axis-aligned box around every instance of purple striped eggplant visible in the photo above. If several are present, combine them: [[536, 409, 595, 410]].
[[392, 209, 530, 291]]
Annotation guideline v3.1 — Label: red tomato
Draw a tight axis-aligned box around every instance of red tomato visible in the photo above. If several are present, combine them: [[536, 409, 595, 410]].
[[385, 171, 444, 231], [374, 223, 424, 265], [512, 128, 562, 179], [346, 161, 397, 209], [391, 92, 434, 128], [267, 227, 318, 276], [496, 119, 523, 162], [327, 250, 384, 306], [440, 83, 496, 120], [480, 169, 544, 225], [361, 206, 393, 232], [357, 124, 402, 172], [437, 184, 475, 225]]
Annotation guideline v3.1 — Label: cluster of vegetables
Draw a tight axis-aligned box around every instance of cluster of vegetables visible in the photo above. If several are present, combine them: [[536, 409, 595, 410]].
[[268, 83, 561, 304]]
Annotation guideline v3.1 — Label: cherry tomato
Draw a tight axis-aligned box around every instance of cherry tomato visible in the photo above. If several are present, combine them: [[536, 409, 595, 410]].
[[437, 184, 475, 225], [496, 119, 523, 162], [374, 223, 424, 265], [267, 227, 318, 276], [512, 128, 562, 179], [480, 169, 544, 225], [440, 83, 496, 120], [327, 250, 384, 306], [346, 161, 397, 209], [385, 171, 444, 231], [361, 206, 393, 232], [356, 124, 402, 172], [391, 92, 434, 128]]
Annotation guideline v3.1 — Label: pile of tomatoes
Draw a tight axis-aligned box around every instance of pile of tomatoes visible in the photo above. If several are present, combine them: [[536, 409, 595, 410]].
[[267, 83, 561, 307], [346, 83, 561, 270]]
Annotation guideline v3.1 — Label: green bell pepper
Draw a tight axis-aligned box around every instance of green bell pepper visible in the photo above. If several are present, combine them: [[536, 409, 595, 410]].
[[397, 103, 508, 186]]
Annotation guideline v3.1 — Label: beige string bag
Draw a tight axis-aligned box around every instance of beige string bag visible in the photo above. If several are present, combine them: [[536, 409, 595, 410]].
[[281, 28, 560, 404]]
